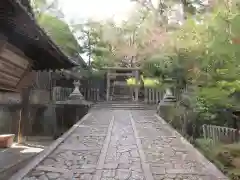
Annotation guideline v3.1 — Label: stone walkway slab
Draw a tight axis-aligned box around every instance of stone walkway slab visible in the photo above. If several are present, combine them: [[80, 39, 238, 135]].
[[11, 110, 228, 180]]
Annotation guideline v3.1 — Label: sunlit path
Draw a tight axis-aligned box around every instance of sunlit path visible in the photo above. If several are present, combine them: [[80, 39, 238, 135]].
[[11, 109, 227, 180]]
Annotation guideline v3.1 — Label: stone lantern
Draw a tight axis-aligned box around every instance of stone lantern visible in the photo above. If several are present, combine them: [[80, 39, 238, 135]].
[[65, 80, 92, 108], [69, 80, 84, 100], [157, 88, 177, 122], [163, 88, 176, 102]]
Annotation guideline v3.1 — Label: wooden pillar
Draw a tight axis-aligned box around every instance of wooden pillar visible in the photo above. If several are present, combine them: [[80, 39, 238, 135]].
[[134, 70, 139, 101], [18, 87, 31, 143], [144, 88, 148, 103], [131, 87, 134, 101], [106, 70, 110, 101]]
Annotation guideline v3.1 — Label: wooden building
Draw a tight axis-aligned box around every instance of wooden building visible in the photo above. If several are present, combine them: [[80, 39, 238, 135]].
[[0, 0, 80, 141], [0, 0, 77, 92]]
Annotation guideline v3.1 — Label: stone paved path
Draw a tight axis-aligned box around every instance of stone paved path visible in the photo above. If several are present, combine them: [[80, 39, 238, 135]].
[[17, 110, 228, 180]]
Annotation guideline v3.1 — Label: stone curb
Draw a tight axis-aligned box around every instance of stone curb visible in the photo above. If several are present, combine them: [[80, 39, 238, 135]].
[[154, 114, 228, 179], [9, 113, 91, 180]]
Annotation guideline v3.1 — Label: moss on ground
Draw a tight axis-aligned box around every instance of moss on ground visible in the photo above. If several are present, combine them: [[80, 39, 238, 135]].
[[195, 138, 240, 180]]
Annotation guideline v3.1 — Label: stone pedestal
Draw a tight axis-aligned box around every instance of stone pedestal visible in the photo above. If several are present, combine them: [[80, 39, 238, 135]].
[[157, 89, 177, 121], [54, 80, 91, 139], [69, 80, 84, 101]]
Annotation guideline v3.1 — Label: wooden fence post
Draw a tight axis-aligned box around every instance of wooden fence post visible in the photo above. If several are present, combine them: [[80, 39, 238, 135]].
[[18, 87, 31, 143], [156, 90, 159, 103], [149, 88, 152, 104], [97, 89, 100, 101], [94, 88, 96, 101], [203, 124, 206, 139], [144, 88, 148, 103], [87, 88, 90, 100], [152, 89, 155, 104], [52, 87, 56, 102], [202, 124, 240, 144]]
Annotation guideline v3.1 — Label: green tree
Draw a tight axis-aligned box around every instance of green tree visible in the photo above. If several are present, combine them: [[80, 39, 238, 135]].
[[31, 0, 88, 74], [131, 0, 212, 24], [31, 0, 82, 58], [71, 7, 171, 69], [30, 0, 61, 18], [38, 14, 82, 57]]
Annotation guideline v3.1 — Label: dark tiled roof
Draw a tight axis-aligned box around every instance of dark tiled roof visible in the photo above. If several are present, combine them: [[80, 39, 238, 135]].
[[0, 0, 78, 70]]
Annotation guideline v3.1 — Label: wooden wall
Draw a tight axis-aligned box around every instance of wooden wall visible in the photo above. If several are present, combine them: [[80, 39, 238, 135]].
[[0, 39, 33, 92]]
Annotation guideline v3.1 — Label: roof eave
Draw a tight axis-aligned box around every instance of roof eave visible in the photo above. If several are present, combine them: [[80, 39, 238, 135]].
[[9, 0, 77, 70]]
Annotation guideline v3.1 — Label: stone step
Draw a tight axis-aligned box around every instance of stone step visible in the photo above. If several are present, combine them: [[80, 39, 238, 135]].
[[111, 95, 132, 99], [95, 101, 146, 104], [93, 104, 149, 106], [91, 102, 157, 110], [112, 97, 132, 100], [92, 107, 155, 110]]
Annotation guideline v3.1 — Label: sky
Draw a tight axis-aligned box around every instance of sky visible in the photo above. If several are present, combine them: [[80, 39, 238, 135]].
[[57, 0, 184, 24], [58, 0, 135, 23]]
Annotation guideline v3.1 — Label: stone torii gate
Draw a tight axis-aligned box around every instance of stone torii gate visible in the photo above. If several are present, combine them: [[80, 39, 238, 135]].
[[102, 67, 141, 101]]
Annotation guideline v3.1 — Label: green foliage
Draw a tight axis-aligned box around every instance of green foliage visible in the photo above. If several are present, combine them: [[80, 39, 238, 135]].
[[67, 0, 240, 131], [73, 20, 123, 67], [143, 77, 161, 88], [195, 138, 214, 151], [153, 2, 240, 129], [38, 14, 82, 57], [126, 76, 161, 88], [126, 78, 140, 86], [89, 70, 105, 79], [30, 0, 82, 57], [194, 138, 226, 171]]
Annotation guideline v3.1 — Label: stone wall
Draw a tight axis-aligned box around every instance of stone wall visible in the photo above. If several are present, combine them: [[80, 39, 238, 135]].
[[0, 90, 90, 138], [0, 90, 50, 105], [0, 90, 51, 136], [0, 107, 19, 134]]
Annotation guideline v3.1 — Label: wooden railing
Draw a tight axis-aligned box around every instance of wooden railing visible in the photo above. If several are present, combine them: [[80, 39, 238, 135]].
[[52, 86, 100, 102], [202, 124, 240, 144], [80, 87, 100, 102], [52, 87, 72, 102], [52, 86, 182, 104], [30, 90, 50, 104], [144, 88, 164, 104]]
